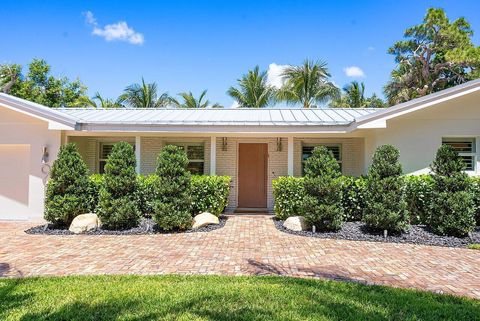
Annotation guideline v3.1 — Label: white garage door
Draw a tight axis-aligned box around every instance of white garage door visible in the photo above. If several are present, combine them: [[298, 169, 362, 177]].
[[0, 145, 31, 220]]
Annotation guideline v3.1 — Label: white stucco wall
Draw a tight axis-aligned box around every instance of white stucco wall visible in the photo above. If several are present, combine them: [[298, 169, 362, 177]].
[[363, 91, 480, 175], [0, 106, 62, 220]]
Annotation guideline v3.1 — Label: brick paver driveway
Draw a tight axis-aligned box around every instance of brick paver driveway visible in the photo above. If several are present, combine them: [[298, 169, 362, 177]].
[[1, 215, 479, 299]]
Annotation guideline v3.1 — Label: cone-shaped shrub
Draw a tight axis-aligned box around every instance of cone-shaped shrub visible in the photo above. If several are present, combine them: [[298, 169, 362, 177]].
[[96, 142, 140, 230], [44, 143, 93, 226], [428, 144, 475, 236], [302, 146, 343, 231], [363, 145, 408, 234], [153, 145, 192, 230]]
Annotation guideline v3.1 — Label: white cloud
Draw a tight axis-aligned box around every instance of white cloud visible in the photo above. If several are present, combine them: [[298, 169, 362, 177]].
[[84, 11, 97, 25], [83, 11, 144, 45], [343, 66, 365, 78], [367, 46, 375, 51], [266, 63, 289, 89], [229, 101, 240, 108]]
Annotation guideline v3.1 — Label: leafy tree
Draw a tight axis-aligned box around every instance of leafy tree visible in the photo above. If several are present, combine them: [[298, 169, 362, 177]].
[[0, 63, 21, 93], [96, 142, 140, 230], [384, 8, 480, 105], [119, 78, 171, 107], [428, 145, 476, 236], [277, 60, 339, 108], [227, 66, 275, 108], [153, 145, 193, 230], [302, 146, 344, 231], [363, 145, 408, 234], [44, 143, 93, 226], [366, 93, 386, 108], [171, 90, 222, 108], [330, 82, 385, 108], [1, 59, 90, 107]]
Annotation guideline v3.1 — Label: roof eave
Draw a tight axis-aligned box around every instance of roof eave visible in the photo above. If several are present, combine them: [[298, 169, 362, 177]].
[[352, 78, 480, 129], [75, 122, 353, 134], [0, 93, 77, 130]]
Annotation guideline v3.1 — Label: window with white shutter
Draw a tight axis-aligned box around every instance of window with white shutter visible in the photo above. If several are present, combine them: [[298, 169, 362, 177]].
[[442, 138, 476, 171], [301, 144, 342, 175]]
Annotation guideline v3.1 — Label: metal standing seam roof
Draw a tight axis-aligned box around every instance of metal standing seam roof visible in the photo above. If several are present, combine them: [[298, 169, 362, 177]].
[[58, 108, 380, 126]]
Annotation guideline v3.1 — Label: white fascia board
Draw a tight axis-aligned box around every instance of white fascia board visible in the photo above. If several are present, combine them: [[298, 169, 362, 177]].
[[48, 121, 76, 130], [356, 119, 387, 129], [74, 123, 352, 134], [352, 79, 480, 129], [0, 93, 77, 129]]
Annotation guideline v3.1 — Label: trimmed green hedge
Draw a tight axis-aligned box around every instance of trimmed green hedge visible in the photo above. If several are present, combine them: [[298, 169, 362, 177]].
[[404, 175, 434, 224], [471, 177, 480, 226], [273, 177, 306, 220], [137, 175, 160, 217], [273, 176, 366, 222], [342, 176, 367, 222], [273, 174, 480, 226], [191, 175, 231, 216], [89, 174, 230, 218]]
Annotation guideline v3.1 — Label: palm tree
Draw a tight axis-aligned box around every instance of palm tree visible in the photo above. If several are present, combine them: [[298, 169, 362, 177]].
[[277, 60, 339, 108], [171, 90, 222, 108], [330, 81, 385, 108], [90, 92, 124, 108], [366, 93, 386, 108], [227, 66, 275, 108], [119, 78, 171, 107], [343, 81, 366, 108]]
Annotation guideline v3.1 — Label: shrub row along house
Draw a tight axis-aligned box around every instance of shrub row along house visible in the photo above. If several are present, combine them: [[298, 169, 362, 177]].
[[1, 79, 480, 220]]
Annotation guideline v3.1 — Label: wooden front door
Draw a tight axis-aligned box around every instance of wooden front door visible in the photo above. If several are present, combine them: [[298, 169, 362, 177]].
[[238, 143, 268, 208]]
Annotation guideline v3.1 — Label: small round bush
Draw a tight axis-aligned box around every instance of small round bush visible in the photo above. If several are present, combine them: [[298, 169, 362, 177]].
[[302, 146, 343, 231], [44, 143, 93, 226], [428, 144, 476, 236], [96, 142, 140, 230], [363, 145, 408, 234], [153, 145, 192, 231]]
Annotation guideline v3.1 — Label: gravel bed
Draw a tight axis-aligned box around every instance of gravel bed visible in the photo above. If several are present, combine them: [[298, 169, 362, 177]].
[[25, 216, 228, 236], [274, 219, 480, 248]]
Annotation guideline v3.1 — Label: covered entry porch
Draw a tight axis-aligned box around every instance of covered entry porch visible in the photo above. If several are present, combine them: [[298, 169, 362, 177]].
[[66, 133, 365, 212]]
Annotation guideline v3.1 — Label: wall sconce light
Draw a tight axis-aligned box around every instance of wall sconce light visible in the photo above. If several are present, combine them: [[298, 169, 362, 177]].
[[222, 137, 228, 151], [41, 146, 49, 164], [276, 138, 282, 152]]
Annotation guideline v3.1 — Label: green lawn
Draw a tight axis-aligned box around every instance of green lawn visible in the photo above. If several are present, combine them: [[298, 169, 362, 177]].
[[467, 243, 480, 250], [0, 275, 478, 321]]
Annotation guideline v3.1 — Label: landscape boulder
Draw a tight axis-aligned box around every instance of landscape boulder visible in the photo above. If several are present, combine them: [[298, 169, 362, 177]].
[[69, 213, 102, 234], [192, 212, 219, 229], [283, 216, 309, 231]]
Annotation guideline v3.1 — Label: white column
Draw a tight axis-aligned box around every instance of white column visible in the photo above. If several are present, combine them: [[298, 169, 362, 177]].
[[135, 136, 141, 174], [210, 136, 216, 175], [287, 136, 294, 176]]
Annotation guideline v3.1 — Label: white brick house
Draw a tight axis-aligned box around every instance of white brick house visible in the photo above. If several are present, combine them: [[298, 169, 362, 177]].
[[1, 79, 480, 219]]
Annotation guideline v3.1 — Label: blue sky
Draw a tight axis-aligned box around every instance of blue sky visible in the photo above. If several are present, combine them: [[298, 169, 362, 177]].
[[1, 0, 480, 107]]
